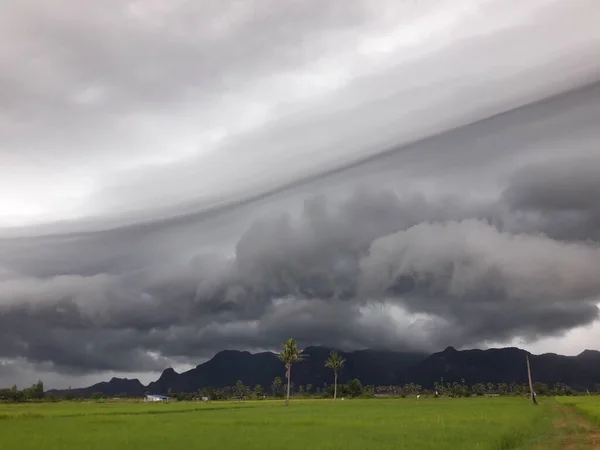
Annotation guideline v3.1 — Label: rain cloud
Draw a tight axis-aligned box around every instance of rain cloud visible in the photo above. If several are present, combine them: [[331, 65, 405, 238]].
[[1, 0, 600, 388]]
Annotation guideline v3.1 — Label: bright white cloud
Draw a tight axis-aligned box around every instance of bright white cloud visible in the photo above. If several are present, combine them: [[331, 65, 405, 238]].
[[1, 0, 599, 226]]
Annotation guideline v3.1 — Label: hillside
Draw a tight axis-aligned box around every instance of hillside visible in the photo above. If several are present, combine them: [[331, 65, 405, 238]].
[[45, 346, 600, 397]]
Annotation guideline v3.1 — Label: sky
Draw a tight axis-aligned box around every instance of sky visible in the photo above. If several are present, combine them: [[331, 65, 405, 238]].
[[1, 0, 600, 389]]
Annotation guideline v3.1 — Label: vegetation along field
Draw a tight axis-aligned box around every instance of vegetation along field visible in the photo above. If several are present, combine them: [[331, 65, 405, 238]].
[[2, 397, 600, 450], [558, 396, 600, 426]]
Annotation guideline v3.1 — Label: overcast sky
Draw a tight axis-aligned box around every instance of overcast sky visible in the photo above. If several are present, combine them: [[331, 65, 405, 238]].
[[1, 0, 600, 389]]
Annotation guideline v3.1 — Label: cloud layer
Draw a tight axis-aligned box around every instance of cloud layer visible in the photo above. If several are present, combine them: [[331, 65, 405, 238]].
[[1, 1, 600, 388], [2, 125, 600, 382], [2, 0, 600, 225]]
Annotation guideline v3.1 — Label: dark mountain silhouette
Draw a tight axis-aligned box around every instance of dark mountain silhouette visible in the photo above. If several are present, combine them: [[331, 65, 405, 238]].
[[147, 350, 285, 394], [143, 347, 427, 395], [46, 377, 146, 398], [408, 346, 600, 391], [45, 346, 600, 397]]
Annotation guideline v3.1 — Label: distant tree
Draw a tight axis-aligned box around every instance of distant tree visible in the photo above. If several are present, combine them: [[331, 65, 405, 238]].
[[200, 387, 214, 399], [6, 385, 23, 403], [509, 382, 519, 395], [325, 350, 345, 401], [222, 386, 233, 399], [20, 380, 44, 400], [498, 383, 509, 396], [213, 388, 225, 400], [235, 380, 246, 399], [533, 382, 549, 396], [174, 392, 187, 401], [347, 379, 363, 398], [253, 384, 263, 398], [325, 383, 349, 398], [306, 384, 312, 396], [472, 383, 486, 397], [404, 382, 421, 396], [298, 385, 304, 396], [444, 383, 452, 397], [91, 392, 104, 400], [324, 385, 334, 398], [272, 377, 283, 397], [278, 338, 305, 406], [338, 384, 350, 398], [399, 384, 409, 398]]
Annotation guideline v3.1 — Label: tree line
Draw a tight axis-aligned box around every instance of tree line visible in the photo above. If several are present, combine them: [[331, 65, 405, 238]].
[[0, 381, 44, 402], [155, 379, 587, 402], [376, 380, 580, 398], [143, 378, 368, 402], [1, 378, 594, 403], [34, 378, 590, 403]]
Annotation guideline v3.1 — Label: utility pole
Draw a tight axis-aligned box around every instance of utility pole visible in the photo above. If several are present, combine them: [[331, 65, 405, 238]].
[[526, 354, 537, 405]]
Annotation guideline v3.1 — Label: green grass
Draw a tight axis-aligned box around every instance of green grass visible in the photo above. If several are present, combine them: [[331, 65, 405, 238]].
[[557, 396, 600, 425], [0, 398, 558, 450]]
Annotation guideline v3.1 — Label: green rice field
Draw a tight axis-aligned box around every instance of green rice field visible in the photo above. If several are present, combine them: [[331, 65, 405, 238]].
[[558, 396, 600, 425], [0, 397, 597, 450]]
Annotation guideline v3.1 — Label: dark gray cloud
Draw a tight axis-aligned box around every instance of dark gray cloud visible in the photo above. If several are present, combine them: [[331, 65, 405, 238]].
[[361, 220, 600, 341], [1, 164, 600, 381], [1, 1, 600, 388], [0, 189, 477, 371], [504, 158, 600, 213], [500, 156, 600, 241]]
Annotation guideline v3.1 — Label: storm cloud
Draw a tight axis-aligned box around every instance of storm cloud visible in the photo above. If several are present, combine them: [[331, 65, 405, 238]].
[[2, 146, 600, 381], [1, 1, 600, 388]]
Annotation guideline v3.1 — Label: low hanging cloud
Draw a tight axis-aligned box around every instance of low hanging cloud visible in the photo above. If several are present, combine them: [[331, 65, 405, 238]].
[[362, 220, 600, 302], [361, 220, 600, 342], [500, 156, 600, 241], [1, 155, 600, 377]]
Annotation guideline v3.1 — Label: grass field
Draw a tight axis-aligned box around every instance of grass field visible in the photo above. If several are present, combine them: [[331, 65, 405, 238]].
[[557, 396, 600, 425], [0, 397, 593, 450]]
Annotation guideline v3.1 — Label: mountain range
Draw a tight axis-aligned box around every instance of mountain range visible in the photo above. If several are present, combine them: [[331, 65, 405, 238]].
[[46, 346, 600, 397]]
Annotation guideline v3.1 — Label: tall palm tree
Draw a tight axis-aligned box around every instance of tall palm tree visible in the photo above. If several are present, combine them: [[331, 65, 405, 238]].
[[325, 350, 345, 400], [279, 338, 304, 406]]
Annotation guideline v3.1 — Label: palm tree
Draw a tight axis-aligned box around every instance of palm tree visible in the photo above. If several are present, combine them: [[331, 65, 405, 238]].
[[325, 350, 345, 400], [279, 338, 304, 406]]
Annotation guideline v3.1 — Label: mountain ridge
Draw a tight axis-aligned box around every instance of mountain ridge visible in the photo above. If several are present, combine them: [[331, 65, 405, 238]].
[[44, 346, 600, 397]]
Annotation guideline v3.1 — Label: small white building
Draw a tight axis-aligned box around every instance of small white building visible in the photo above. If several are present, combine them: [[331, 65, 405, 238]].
[[145, 394, 169, 402]]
